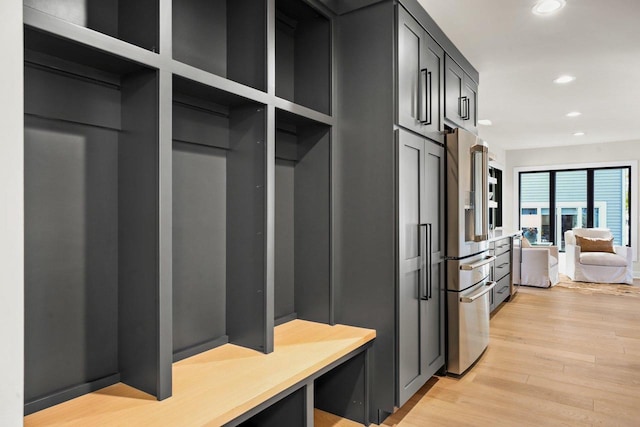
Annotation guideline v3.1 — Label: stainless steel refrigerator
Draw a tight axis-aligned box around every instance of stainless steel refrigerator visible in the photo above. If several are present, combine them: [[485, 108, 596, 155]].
[[445, 128, 495, 375]]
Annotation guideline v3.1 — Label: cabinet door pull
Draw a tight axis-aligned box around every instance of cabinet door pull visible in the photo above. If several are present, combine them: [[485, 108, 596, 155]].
[[459, 96, 467, 119], [420, 224, 428, 300], [428, 223, 433, 299], [419, 69, 431, 125], [464, 97, 471, 120], [419, 70, 432, 125]]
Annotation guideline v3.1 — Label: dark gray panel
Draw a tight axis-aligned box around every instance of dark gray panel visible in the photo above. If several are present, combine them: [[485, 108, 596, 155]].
[[294, 12, 330, 114], [172, 142, 227, 355], [333, 2, 396, 421], [238, 387, 305, 427], [24, 0, 118, 38], [24, 28, 146, 76], [276, 0, 330, 113], [315, 352, 367, 424], [294, 129, 331, 323], [226, 105, 268, 352], [227, 0, 267, 90], [24, 116, 119, 404], [275, 128, 298, 161], [275, 21, 295, 102], [118, 69, 160, 396], [274, 159, 296, 321], [173, 0, 228, 76], [24, 64, 121, 131], [172, 102, 230, 149], [172, 335, 229, 363], [118, 0, 159, 52], [24, 374, 120, 416], [313, 0, 385, 15]]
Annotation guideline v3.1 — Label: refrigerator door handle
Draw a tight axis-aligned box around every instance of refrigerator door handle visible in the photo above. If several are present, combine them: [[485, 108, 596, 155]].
[[460, 281, 496, 303], [460, 255, 496, 271], [471, 143, 489, 242]]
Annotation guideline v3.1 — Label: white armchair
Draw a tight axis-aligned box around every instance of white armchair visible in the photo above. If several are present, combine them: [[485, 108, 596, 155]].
[[565, 228, 633, 285], [513, 241, 559, 288]]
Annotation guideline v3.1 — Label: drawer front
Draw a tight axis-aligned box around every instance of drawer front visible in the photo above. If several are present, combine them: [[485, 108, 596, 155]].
[[493, 237, 511, 256], [494, 274, 511, 307], [494, 252, 511, 281]]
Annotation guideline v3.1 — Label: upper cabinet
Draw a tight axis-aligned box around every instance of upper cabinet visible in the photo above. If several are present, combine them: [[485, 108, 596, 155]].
[[444, 55, 478, 134], [397, 6, 443, 143]]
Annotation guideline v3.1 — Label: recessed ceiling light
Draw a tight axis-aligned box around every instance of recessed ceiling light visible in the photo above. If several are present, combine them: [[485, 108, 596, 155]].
[[532, 0, 566, 15], [566, 111, 581, 117], [554, 75, 575, 84], [573, 132, 585, 136], [478, 119, 493, 126]]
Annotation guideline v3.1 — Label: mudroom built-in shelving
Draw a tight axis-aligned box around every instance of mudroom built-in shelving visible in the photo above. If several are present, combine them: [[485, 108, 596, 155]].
[[172, 76, 268, 361], [24, 27, 162, 414], [22, 0, 337, 420], [274, 109, 331, 326]]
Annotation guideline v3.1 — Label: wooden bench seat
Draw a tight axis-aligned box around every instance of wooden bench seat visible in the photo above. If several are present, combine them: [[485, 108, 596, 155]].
[[25, 320, 376, 427]]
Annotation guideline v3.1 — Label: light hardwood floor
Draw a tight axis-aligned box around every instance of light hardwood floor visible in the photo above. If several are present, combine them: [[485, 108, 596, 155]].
[[319, 284, 640, 427]]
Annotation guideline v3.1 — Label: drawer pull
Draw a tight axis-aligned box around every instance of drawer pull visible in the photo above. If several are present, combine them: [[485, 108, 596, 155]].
[[497, 262, 509, 268], [497, 285, 509, 294]]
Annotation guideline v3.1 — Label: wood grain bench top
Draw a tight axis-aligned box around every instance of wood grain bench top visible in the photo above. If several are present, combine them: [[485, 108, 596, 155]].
[[25, 320, 376, 426]]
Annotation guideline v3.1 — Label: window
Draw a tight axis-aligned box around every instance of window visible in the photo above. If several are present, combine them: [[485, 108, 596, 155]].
[[519, 167, 631, 250]]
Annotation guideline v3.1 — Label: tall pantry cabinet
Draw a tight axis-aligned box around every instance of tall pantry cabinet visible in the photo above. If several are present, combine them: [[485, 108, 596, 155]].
[[333, 0, 477, 422]]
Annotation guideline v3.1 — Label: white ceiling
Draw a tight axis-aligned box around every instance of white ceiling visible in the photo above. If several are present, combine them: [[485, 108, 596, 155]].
[[418, 0, 640, 151]]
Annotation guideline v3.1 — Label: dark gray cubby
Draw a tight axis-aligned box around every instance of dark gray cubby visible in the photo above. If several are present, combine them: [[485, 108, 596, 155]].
[[235, 350, 369, 426], [274, 110, 331, 326], [173, 0, 267, 91], [24, 0, 159, 52], [172, 76, 268, 361], [276, 0, 331, 114], [238, 387, 306, 427], [24, 28, 161, 414]]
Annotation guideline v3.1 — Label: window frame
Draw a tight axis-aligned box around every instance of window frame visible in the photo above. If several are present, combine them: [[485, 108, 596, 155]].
[[517, 164, 633, 250]]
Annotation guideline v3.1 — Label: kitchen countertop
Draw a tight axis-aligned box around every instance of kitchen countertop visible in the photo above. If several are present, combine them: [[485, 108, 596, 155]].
[[488, 229, 522, 243]]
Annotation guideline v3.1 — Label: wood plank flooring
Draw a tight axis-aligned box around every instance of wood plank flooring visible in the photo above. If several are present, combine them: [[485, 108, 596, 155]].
[[368, 285, 640, 427]]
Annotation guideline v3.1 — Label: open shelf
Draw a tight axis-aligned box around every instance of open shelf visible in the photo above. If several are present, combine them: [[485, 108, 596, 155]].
[[24, 28, 161, 414], [172, 76, 268, 361], [24, 0, 159, 52], [276, 0, 331, 114], [274, 109, 331, 326], [173, 0, 267, 91], [489, 166, 502, 229], [239, 387, 306, 427]]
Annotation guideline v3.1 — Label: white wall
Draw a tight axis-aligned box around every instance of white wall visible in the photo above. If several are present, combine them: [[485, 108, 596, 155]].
[[504, 140, 640, 275], [0, 1, 24, 425]]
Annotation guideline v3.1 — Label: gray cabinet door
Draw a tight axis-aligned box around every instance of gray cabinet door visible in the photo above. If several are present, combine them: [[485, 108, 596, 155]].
[[463, 77, 478, 134], [444, 54, 464, 128], [423, 140, 445, 379], [445, 54, 479, 134], [397, 6, 443, 143], [398, 129, 445, 406]]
